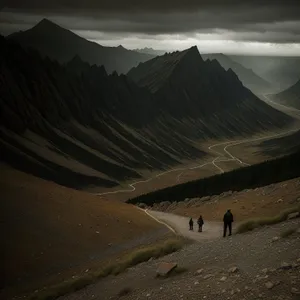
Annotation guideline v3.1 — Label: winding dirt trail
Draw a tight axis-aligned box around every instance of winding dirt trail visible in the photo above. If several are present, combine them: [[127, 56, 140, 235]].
[[144, 209, 225, 241]]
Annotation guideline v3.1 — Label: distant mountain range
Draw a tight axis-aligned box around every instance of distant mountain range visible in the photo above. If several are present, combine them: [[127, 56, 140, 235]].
[[133, 47, 167, 56], [7, 18, 154, 74], [202, 53, 272, 95], [229, 55, 300, 92], [0, 37, 293, 190], [270, 79, 300, 109]]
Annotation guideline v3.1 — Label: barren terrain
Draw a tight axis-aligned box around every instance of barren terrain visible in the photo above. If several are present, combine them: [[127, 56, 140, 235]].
[[0, 165, 168, 299], [59, 215, 300, 300]]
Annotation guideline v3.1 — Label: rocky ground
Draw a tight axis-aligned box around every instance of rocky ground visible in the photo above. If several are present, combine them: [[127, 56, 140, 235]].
[[60, 218, 300, 300]]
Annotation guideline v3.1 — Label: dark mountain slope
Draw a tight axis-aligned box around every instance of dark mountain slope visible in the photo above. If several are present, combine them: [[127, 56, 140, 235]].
[[128, 46, 292, 136], [0, 37, 206, 189], [202, 53, 272, 94], [8, 19, 154, 74], [270, 79, 300, 110]]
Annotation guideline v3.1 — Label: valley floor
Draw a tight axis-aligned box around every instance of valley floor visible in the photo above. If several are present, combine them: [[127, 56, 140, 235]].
[[96, 123, 300, 202]]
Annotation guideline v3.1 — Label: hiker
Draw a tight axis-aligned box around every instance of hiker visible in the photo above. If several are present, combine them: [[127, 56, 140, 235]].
[[223, 209, 234, 237], [197, 215, 204, 232], [189, 217, 194, 231]]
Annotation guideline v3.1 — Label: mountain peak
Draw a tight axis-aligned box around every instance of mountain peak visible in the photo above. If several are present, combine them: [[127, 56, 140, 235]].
[[35, 18, 59, 29]]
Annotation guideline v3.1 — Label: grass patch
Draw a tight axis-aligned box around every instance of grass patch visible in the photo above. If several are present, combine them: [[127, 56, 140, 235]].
[[280, 228, 298, 238], [236, 205, 300, 234], [29, 238, 184, 300], [118, 287, 133, 297]]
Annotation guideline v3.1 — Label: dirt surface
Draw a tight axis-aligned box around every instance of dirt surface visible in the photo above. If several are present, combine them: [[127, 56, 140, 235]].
[[147, 210, 224, 241], [58, 218, 300, 300], [0, 166, 168, 299]]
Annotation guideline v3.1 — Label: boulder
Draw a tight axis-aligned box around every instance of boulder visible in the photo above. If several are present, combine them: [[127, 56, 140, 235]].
[[156, 262, 177, 276]]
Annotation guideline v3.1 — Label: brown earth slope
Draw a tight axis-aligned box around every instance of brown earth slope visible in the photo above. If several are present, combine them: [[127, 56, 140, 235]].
[[0, 165, 168, 298], [152, 177, 300, 222]]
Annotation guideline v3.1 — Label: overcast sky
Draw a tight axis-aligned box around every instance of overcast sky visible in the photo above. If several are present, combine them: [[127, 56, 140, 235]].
[[1, 1, 300, 55]]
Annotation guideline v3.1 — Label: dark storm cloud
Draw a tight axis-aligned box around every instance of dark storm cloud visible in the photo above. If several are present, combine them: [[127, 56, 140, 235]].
[[1, 0, 300, 43], [1, 0, 299, 13]]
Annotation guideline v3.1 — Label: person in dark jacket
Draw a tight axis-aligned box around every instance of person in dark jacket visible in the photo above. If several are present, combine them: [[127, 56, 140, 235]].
[[197, 215, 204, 232], [189, 217, 194, 231], [223, 209, 234, 237]]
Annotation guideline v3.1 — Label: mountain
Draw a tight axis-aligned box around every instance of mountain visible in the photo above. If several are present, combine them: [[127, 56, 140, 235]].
[[202, 53, 272, 95], [128, 46, 291, 132], [0, 37, 206, 190], [7, 18, 154, 74], [229, 55, 300, 92], [134, 47, 167, 56], [0, 38, 293, 190], [270, 79, 300, 109]]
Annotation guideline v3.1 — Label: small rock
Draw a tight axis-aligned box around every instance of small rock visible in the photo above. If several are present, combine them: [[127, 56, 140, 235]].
[[230, 290, 235, 295], [261, 268, 268, 274], [203, 274, 214, 279], [229, 266, 239, 273], [269, 268, 276, 272], [291, 288, 300, 295], [222, 289, 226, 293], [276, 199, 283, 203], [272, 236, 280, 242], [287, 212, 300, 220], [146, 294, 151, 297], [265, 282, 274, 289], [194, 281, 199, 285], [195, 268, 204, 275], [160, 287, 163, 290], [220, 276, 227, 282], [280, 262, 292, 270]]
